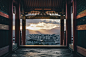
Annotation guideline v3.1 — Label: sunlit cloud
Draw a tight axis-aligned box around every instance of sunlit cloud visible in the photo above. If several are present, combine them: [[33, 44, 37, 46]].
[[26, 22, 60, 30], [49, 13, 61, 16]]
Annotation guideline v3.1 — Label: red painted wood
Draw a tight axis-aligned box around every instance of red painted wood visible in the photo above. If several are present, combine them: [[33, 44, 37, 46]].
[[73, 0, 77, 51], [60, 19, 64, 45], [22, 18, 26, 45], [44, 8, 51, 10], [71, 0, 73, 3], [15, 0, 20, 47], [13, 0, 18, 5], [66, 0, 71, 47], [0, 11, 9, 18], [77, 12, 86, 19]]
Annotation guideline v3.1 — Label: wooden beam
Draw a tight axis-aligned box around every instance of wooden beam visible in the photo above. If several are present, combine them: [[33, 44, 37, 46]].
[[35, 8, 42, 10], [77, 24, 86, 30], [25, 16, 62, 19], [77, 46, 86, 56], [22, 16, 26, 45], [44, 8, 51, 10], [77, 11, 86, 19], [0, 24, 9, 30], [0, 11, 9, 18], [15, 0, 20, 47], [9, 0, 13, 52], [60, 19, 64, 45]]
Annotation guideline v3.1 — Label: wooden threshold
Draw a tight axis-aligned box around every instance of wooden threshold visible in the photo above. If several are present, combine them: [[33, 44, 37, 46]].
[[77, 46, 86, 56], [19, 45, 67, 48]]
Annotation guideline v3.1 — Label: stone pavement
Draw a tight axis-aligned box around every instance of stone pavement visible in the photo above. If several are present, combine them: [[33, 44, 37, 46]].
[[7, 48, 80, 57]]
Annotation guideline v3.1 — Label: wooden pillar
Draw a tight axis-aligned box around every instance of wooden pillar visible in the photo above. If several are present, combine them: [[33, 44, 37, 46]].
[[66, 0, 71, 47], [20, 31, 22, 45], [9, 0, 13, 52], [22, 16, 26, 45], [15, 0, 20, 47], [60, 16, 64, 45], [64, 31, 66, 45], [73, 0, 77, 51], [60, 18, 64, 45]]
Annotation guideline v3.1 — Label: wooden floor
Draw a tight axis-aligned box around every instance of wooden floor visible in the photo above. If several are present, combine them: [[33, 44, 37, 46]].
[[7, 48, 80, 57]]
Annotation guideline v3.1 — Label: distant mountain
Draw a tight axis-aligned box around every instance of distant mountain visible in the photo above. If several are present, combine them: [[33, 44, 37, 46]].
[[26, 29, 29, 35], [13, 27, 60, 36]]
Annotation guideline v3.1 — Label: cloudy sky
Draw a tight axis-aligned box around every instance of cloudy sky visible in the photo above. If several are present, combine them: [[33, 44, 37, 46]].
[[25, 19, 66, 34], [13, 14, 67, 34]]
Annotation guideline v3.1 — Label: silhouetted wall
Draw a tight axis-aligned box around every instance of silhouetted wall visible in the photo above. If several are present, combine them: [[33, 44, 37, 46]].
[[0, 0, 9, 48], [76, 0, 86, 49]]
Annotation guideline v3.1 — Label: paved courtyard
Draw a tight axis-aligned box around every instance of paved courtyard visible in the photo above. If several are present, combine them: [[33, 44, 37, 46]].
[[7, 48, 79, 57]]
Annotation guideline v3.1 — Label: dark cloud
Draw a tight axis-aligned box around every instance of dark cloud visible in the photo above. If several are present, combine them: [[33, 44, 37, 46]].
[[26, 19, 42, 23], [26, 19, 60, 24], [41, 19, 60, 24]]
